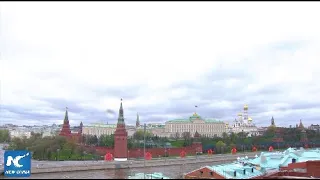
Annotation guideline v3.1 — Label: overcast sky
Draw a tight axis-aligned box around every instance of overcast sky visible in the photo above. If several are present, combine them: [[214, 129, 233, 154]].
[[1, 2, 320, 127]]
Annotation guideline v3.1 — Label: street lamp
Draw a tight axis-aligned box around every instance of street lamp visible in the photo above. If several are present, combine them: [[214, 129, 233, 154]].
[[57, 149, 60, 161]]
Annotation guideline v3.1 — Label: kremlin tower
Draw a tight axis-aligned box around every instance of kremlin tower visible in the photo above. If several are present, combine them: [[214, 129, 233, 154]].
[[113, 99, 128, 161], [271, 116, 275, 127], [59, 107, 83, 143], [59, 107, 71, 137], [136, 113, 140, 128]]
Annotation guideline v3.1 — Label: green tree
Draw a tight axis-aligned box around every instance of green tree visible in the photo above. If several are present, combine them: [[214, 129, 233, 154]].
[[216, 141, 226, 154], [222, 132, 228, 140], [229, 132, 238, 144], [99, 134, 114, 147], [0, 129, 10, 142], [133, 130, 153, 140]]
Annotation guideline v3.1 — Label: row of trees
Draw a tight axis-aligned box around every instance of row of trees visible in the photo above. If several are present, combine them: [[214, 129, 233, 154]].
[[7, 133, 98, 161], [199, 127, 320, 153], [0, 129, 10, 142], [82, 131, 170, 149]]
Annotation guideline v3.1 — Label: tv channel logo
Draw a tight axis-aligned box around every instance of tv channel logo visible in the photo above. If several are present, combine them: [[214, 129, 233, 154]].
[[4, 150, 31, 177]]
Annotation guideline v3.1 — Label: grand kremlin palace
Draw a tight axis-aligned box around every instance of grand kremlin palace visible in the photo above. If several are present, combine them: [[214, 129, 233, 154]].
[[164, 113, 226, 138]]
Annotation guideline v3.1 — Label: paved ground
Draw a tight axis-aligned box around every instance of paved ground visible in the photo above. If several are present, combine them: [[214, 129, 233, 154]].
[[29, 151, 258, 168]]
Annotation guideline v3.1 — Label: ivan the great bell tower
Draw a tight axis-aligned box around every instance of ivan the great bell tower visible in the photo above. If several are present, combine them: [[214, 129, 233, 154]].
[[114, 99, 128, 161]]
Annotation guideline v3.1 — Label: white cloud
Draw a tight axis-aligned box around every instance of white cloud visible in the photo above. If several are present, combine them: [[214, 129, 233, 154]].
[[1, 2, 320, 127]]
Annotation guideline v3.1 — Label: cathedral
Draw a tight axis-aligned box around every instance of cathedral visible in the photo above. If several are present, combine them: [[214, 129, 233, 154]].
[[226, 104, 259, 137]]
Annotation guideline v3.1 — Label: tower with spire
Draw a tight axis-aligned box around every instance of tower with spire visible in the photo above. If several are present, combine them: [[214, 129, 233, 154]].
[[78, 121, 83, 134], [271, 116, 275, 126], [136, 113, 140, 128], [299, 119, 308, 144], [113, 99, 128, 161], [59, 107, 71, 137], [298, 119, 305, 130]]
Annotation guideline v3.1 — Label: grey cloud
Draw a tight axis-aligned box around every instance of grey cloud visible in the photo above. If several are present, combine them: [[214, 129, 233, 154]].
[[36, 97, 115, 124], [3, 39, 320, 127], [123, 44, 320, 127], [87, 84, 146, 100], [1, 104, 61, 121], [290, 102, 320, 111], [106, 109, 116, 115]]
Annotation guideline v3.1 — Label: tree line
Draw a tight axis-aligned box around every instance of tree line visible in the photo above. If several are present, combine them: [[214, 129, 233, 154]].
[[6, 133, 98, 161], [0, 129, 10, 143]]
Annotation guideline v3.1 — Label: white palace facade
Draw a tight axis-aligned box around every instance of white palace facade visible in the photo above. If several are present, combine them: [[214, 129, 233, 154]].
[[164, 113, 226, 138]]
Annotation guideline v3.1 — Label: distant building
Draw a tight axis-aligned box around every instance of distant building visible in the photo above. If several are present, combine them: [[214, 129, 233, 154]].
[[9, 129, 31, 139], [257, 127, 268, 136], [82, 123, 136, 137], [229, 105, 258, 137], [82, 123, 116, 137], [309, 124, 320, 131], [136, 124, 167, 137], [164, 113, 225, 138]]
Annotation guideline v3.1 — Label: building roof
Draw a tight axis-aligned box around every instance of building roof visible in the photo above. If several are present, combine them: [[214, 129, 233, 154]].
[[206, 162, 265, 179], [128, 172, 170, 179], [188, 148, 320, 179], [247, 148, 320, 169], [166, 113, 224, 123]]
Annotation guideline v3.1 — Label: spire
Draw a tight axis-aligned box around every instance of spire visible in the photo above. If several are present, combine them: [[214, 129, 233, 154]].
[[117, 99, 125, 125], [299, 119, 304, 129], [271, 116, 275, 126], [64, 107, 69, 123], [78, 121, 83, 134], [136, 113, 140, 127]]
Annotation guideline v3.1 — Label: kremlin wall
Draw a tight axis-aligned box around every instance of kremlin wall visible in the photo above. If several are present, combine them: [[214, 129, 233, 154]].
[[58, 100, 203, 159], [87, 142, 202, 158]]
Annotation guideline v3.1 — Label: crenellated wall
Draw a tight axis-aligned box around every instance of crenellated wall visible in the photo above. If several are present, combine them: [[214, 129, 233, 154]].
[[84, 142, 203, 158]]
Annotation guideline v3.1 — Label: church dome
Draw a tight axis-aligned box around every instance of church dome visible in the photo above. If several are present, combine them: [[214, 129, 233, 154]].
[[248, 117, 253, 121], [244, 104, 248, 110], [237, 113, 242, 116]]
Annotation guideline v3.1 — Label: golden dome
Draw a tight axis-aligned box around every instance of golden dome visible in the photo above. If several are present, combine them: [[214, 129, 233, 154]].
[[237, 113, 242, 116], [248, 117, 253, 121], [244, 104, 248, 110]]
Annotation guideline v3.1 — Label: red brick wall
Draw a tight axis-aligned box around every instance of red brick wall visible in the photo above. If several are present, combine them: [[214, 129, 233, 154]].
[[306, 160, 320, 177], [267, 161, 320, 178], [86, 142, 203, 158]]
